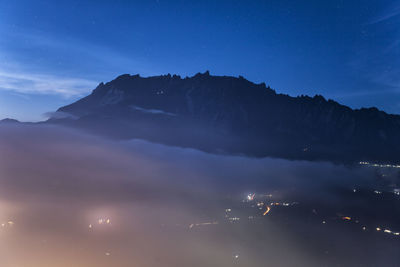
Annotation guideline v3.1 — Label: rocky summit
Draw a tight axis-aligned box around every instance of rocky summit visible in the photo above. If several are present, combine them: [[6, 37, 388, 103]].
[[51, 71, 400, 164]]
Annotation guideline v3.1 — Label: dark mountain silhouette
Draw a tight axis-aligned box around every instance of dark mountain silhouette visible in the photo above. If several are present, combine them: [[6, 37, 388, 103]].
[[50, 71, 400, 164], [0, 118, 20, 124]]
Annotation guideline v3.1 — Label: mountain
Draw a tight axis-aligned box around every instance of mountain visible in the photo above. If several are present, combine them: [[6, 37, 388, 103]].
[[51, 71, 400, 164], [0, 118, 20, 124]]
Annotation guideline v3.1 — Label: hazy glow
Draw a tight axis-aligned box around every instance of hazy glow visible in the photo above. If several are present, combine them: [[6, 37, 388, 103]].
[[0, 124, 399, 266]]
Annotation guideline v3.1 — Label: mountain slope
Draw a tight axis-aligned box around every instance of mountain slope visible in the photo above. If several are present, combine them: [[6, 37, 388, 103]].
[[53, 71, 400, 164]]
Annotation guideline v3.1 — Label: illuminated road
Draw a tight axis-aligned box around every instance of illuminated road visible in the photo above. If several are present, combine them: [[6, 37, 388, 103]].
[[263, 206, 271, 216]]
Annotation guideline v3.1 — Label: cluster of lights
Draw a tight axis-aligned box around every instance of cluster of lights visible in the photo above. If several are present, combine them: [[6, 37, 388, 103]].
[[354, 187, 400, 197], [242, 190, 400, 243], [246, 193, 255, 201], [270, 202, 297, 207], [228, 217, 240, 222], [89, 218, 111, 229], [335, 215, 400, 238], [359, 161, 400, 168], [259, 194, 273, 198], [98, 218, 111, 225], [375, 227, 400, 236], [1, 221, 14, 228], [188, 221, 218, 229], [224, 207, 241, 222], [244, 193, 298, 219], [224, 208, 231, 218]]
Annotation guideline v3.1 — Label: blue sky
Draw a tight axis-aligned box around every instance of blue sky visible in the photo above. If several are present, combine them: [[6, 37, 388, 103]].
[[0, 0, 400, 121]]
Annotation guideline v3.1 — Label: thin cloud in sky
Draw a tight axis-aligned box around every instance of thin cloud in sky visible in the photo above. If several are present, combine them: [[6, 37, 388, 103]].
[[0, 26, 162, 98], [0, 69, 98, 97], [368, 5, 400, 24], [0, 26, 159, 78]]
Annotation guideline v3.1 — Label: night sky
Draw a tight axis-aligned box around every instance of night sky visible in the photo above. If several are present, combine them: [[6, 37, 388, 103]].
[[0, 0, 399, 121]]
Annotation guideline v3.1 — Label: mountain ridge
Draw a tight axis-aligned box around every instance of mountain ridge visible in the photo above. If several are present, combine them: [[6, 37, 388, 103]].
[[49, 71, 400, 164]]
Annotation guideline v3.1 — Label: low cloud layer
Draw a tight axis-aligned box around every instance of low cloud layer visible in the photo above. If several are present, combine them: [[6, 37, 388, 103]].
[[0, 124, 396, 267]]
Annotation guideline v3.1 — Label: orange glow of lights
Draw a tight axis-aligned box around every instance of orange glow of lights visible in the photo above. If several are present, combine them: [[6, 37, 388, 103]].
[[263, 206, 271, 216]]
